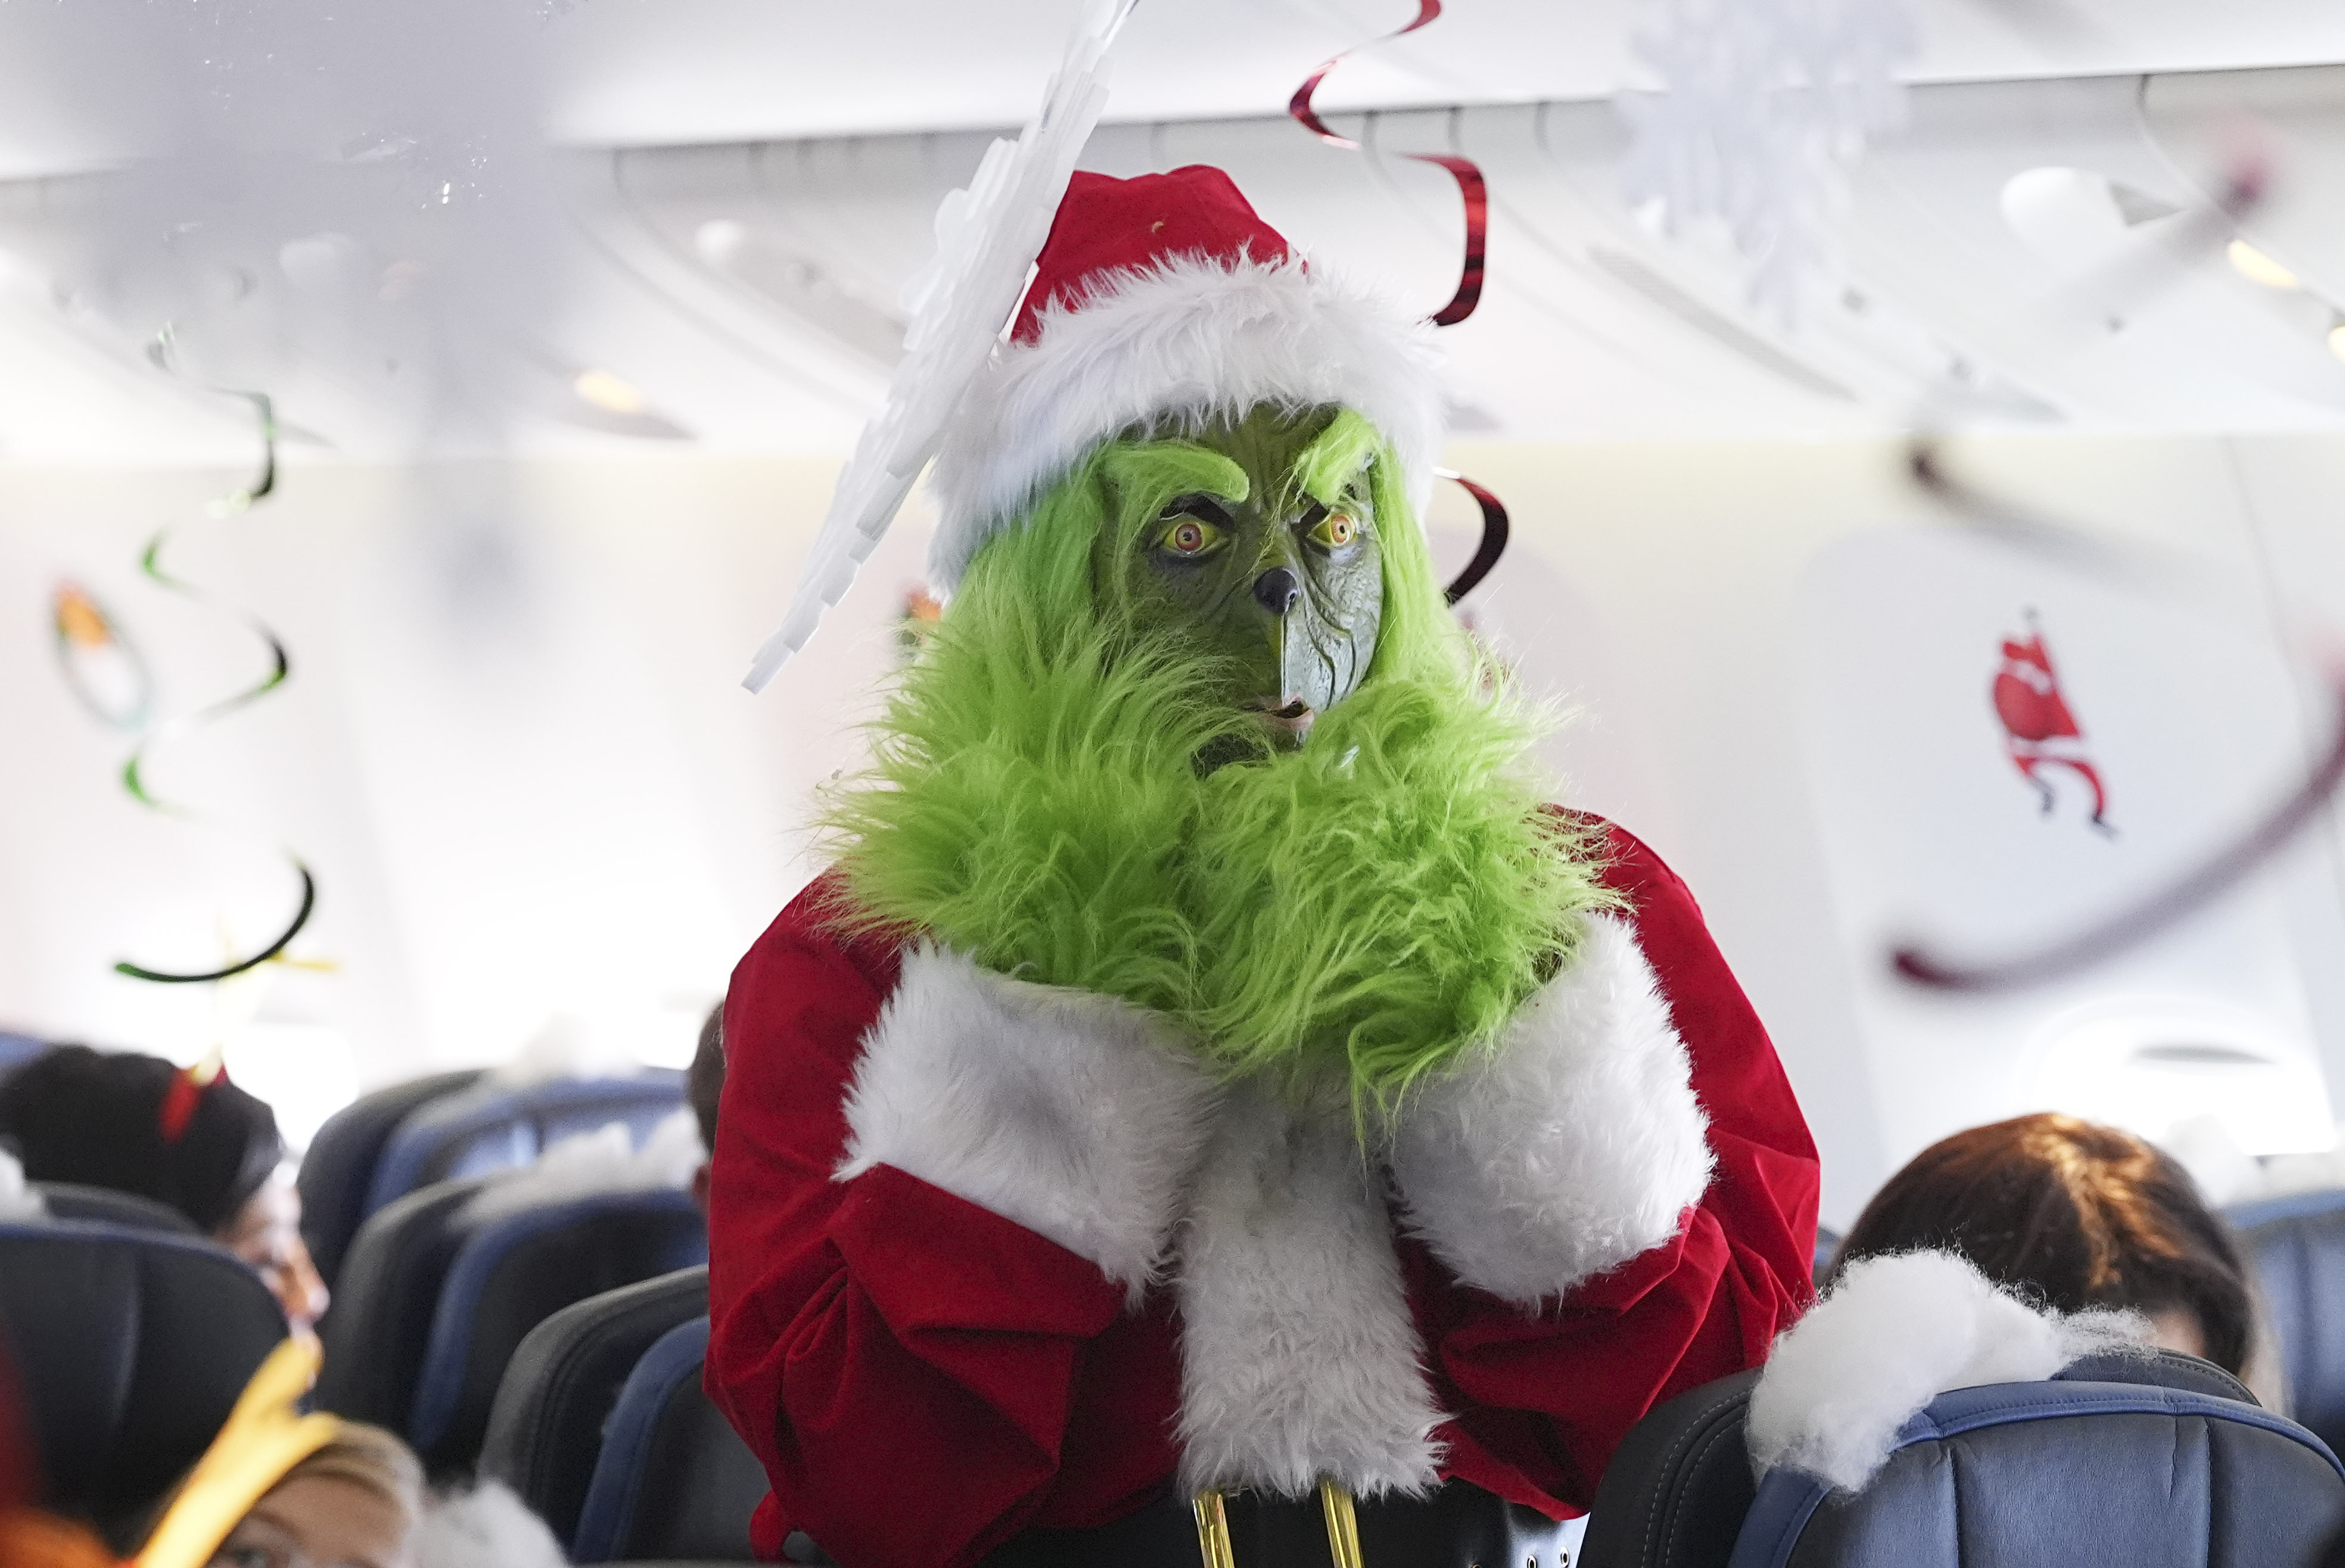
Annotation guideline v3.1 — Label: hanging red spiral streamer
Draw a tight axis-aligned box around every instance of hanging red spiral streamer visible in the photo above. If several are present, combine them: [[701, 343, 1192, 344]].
[[1289, 0, 1488, 326], [1290, 1, 1505, 600]]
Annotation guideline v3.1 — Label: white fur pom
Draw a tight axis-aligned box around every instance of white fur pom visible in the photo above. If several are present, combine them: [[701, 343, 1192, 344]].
[[1174, 1081, 1445, 1500], [0, 1147, 46, 1222], [1387, 913, 1713, 1304], [1747, 1250, 2151, 1493], [836, 944, 1220, 1298], [416, 1480, 568, 1568], [459, 1106, 704, 1225], [925, 252, 1444, 590]]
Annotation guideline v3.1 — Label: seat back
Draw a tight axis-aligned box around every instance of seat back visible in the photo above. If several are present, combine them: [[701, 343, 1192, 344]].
[[2232, 1187, 2345, 1452], [315, 1181, 494, 1432], [360, 1074, 686, 1221], [480, 1267, 711, 1551], [298, 1069, 483, 1290], [1728, 1374, 2345, 1568], [1581, 1371, 1762, 1568], [31, 1184, 198, 1236], [1583, 1352, 2310, 1568], [0, 1223, 285, 1539], [405, 1190, 706, 1474], [570, 1318, 764, 1564]]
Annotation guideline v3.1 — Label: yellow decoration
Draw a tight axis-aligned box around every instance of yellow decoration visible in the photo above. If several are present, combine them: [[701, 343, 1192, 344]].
[[134, 1339, 340, 1568], [1317, 1478, 1364, 1568], [1191, 1489, 1236, 1568]]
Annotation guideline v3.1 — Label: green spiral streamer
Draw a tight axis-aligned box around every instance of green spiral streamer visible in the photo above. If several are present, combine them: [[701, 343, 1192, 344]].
[[114, 352, 316, 985]]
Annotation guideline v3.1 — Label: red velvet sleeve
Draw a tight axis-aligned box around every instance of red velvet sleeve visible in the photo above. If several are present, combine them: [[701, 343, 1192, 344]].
[[1422, 822, 1821, 1513], [704, 878, 1131, 1567]]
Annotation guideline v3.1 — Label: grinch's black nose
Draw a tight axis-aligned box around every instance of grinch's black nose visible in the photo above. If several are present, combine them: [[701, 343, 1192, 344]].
[[1252, 567, 1301, 615]]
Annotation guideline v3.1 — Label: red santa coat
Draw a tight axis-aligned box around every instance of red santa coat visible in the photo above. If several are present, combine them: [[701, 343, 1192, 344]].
[[707, 819, 1818, 1567]]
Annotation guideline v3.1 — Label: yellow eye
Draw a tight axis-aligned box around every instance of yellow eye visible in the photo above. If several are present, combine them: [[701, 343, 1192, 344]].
[[1310, 511, 1360, 549], [1159, 516, 1224, 557]]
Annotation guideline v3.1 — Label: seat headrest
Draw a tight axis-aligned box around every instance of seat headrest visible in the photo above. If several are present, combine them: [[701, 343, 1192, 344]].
[[297, 1069, 484, 1290], [315, 1180, 492, 1430], [0, 1224, 285, 1538], [480, 1267, 710, 1552], [1728, 1379, 2345, 1568], [570, 1317, 765, 1565], [361, 1074, 687, 1219], [32, 1184, 199, 1237], [409, 1190, 706, 1468]]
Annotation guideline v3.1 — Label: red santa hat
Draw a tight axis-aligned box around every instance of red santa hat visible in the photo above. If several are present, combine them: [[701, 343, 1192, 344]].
[[925, 164, 1445, 590]]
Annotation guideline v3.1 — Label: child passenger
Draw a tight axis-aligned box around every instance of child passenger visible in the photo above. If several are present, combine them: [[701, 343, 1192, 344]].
[[200, 1424, 422, 1568]]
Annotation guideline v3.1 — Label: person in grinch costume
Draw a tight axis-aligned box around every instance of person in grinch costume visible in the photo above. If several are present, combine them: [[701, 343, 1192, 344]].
[[707, 167, 1819, 1568]]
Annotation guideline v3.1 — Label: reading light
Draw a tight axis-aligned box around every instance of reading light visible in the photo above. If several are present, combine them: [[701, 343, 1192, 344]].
[[573, 368, 648, 415], [2227, 239, 2300, 291]]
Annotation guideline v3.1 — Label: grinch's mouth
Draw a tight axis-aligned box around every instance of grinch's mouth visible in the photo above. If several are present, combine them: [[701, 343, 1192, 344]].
[[1255, 698, 1315, 742]]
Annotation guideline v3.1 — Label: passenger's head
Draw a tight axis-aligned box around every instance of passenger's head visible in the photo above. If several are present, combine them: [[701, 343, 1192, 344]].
[[686, 1003, 724, 1213], [0, 1046, 329, 1336], [200, 1423, 422, 1568], [1834, 1112, 2254, 1375]]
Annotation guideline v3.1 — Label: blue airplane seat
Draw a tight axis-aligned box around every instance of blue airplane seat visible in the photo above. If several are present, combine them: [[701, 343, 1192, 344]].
[[1583, 1348, 2345, 1568], [319, 1178, 705, 1477], [481, 1267, 711, 1551], [2231, 1186, 2345, 1454], [359, 1072, 686, 1221], [298, 1069, 484, 1290], [31, 1183, 200, 1236], [0, 1221, 285, 1541], [0, 1031, 48, 1075], [569, 1315, 765, 1564]]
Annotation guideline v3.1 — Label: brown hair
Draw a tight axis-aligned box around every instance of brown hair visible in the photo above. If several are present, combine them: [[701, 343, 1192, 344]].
[[1833, 1113, 2254, 1375], [688, 1003, 726, 1156], [272, 1423, 425, 1535]]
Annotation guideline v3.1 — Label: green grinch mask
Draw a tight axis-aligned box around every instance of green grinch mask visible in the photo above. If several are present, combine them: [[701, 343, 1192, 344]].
[[825, 401, 1622, 1119], [1093, 405, 1385, 747]]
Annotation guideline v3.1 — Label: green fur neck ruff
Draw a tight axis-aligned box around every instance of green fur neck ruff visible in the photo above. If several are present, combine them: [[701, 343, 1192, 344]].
[[823, 423, 1617, 1118]]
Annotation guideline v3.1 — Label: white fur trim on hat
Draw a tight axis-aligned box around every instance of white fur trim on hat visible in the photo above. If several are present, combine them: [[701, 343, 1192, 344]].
[[835, 943, 1221, 1300], [1174, 1080, 1447, 1500], [925, 251, 1445, 590], [1747, 1250, 2152, 1494], [1386, 912, 1715, 1305]]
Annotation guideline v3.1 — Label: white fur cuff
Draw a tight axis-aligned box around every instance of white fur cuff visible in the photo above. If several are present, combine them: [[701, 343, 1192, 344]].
[[1747, 1250, 2150, 1493], [1175, 1082, 1446, 1500], [1386, 913, 1713, 1305], [836, 944, 1220, 1297]]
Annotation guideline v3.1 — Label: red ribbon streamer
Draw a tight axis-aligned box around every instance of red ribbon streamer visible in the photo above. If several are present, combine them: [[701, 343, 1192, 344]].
[[1288, 0, 1487, 326], [1436, 469, 1509, 604]]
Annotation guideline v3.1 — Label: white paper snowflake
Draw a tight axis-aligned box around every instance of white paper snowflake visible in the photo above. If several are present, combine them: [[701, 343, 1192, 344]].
[[743, 0, 1136, 690], [1619, 0, 1914, 322]]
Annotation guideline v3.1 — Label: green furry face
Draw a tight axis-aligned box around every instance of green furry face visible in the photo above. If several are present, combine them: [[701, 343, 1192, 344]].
[[825, 410, 1621, 1124], [1094, 406, 1383, 749]]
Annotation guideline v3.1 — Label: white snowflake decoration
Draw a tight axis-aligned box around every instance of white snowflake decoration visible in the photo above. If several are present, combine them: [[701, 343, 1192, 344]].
[[743, 0, 1136, 690], [1619, 0, 1914, 322]]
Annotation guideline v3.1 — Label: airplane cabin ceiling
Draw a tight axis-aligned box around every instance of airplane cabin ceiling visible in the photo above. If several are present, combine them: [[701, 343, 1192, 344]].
[[545, 0, 2345, 146], [0, 6, 2340, 463]]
